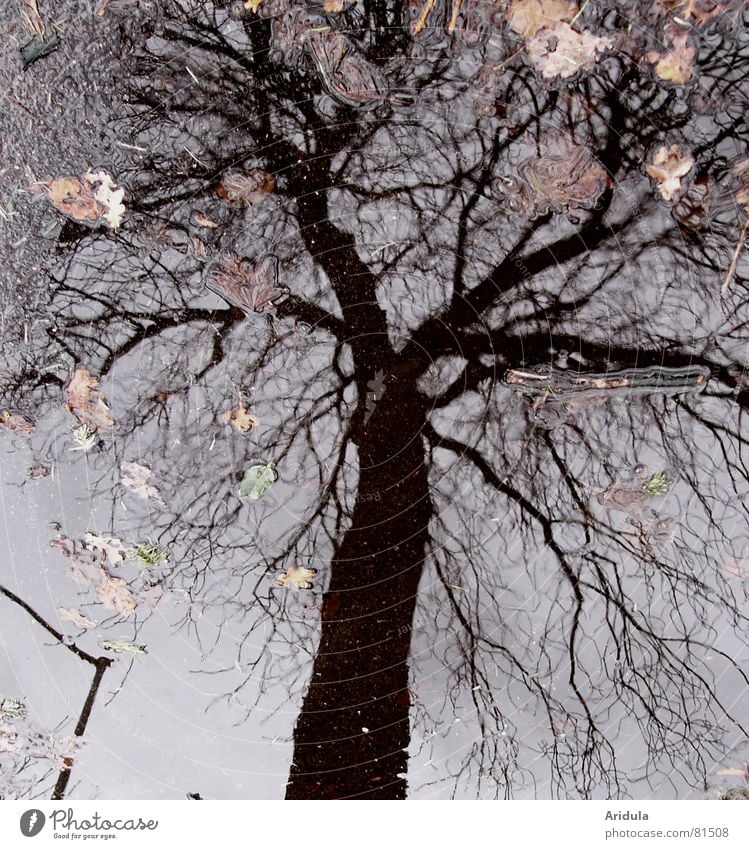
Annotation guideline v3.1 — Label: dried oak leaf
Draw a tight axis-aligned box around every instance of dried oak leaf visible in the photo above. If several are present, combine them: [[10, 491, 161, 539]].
[[215, 169, 276, 204], [37, 170, 125, 230], [222, 404, 259, 433], [507, 0, 577, 38], [645, 26, 696, 84], [527, 23, 615, 80], [646, 144, 694, 202], [64, 368, 114, 431], [57, 607, 97, 629], [121, 461, 166, 507], [84, 533, 127, 567], [95, 575, 138, 617], [206, 255, 288, 314], [0, 410, 35, 434], [276, 565, 318, 590]]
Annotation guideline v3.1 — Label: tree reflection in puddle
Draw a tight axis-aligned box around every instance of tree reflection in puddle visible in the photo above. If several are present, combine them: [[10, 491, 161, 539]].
[[1, 0, 749, 801]]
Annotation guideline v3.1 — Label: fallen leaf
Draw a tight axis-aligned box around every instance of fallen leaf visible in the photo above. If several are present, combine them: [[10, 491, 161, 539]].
[[67, 561, 107, 587], [497, 132, 609, 218], [206, 255, 288, 314], [239, 462, 277, 500], [244, 0, 264, 11], [191, 211, 218, 229], [27, 465, 51, 479], [95, 575, 138, 617], [276, 565, 318, 590], [0, 410, 35, 434], [121, 461, 166, 507], [527, 23, 615, 80], [100, 639, 146, 656], [215, 169, 276, 204], [646, 144, 694, 202], [323, 0, 350, 10], [507, 0, 577, 38], [57, 608, 97, 629], [37, 170, 125, 230], [645, 26, 696, 84], [64, 368, 114, 430], [222, 403, 259, 433], [84, 533, 127, 567], [658, 0, 731, 28]]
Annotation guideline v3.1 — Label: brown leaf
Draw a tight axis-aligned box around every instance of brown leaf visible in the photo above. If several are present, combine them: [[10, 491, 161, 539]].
[[191, 211, 218, 229], [527, 23, 615, 80], [498, 132, 609, 219], [206, 255, 288, 314], [646, 144, 694, 202], [64, 368, 114, 431], [645, 26, 696, 84], [215, 169, 276, 205], [57, 607, 97, 629], [95, 575, 138, 617], [27, 465, 51, 479], [507, 0, 577, 38], [39, 170, 125, 230], [222, 404, 259, 433], [0, 410, 35, 434], [276, 566, 318, 590]]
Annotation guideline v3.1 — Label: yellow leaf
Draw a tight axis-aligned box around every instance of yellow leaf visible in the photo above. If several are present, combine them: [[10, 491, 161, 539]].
[[243, 0, 264, 12]]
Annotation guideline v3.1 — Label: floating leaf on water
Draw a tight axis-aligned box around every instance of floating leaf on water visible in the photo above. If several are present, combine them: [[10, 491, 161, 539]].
[[84, 533, 127, 567], [130, 540, 170, 569], [222, 403, 259, 433], [95, 575, 138, 618], [121, 461, 166, 507], [64, 368, 114, 431], [239, 462, 277, 499], [70, 424, 98, 452], [0, 698, 27, 720], [645, 25, 696, 85], [191, 211, 219, 229], [527, 23, 615, 80], [276, 565, 318, 590], [57, 607, 97, 629], [206, 255, 288, 314], [33, 170, 125, 230], [100, 639, 147, 657], [215, 169, 276, 204], [0, 410, 35, 435], [642, 470, 673, 496], [646, 144, 694, 203], [506, 0, 578, 38], [27, 464, 51, 479]]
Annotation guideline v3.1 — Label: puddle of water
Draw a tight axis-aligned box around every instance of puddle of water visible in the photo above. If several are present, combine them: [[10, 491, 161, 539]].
[[1, 0, 749, 801]]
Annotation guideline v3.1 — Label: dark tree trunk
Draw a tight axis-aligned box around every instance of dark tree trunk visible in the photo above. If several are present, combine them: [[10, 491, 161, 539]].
[[286, 379, 431, 799]]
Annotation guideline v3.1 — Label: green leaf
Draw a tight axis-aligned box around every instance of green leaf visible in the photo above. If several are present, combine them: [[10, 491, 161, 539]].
[[239, 462, 277, 500]]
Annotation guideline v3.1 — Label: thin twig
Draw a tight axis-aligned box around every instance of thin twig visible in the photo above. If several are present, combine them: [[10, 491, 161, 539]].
[[721, 219, 749, 298]]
